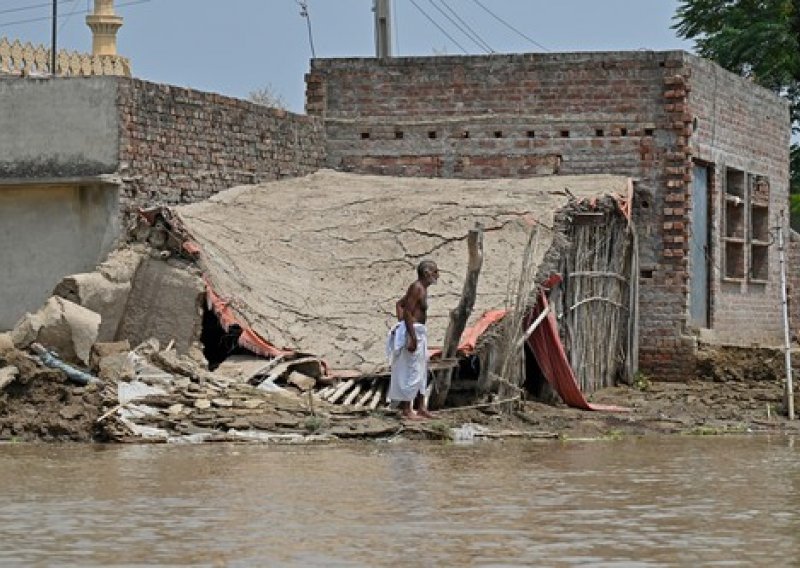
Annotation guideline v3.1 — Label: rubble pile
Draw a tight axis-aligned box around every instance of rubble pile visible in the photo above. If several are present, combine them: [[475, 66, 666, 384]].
[[96, 342, 401, 443], [0, 341, 103, 441], [0, 318, 406, 443]]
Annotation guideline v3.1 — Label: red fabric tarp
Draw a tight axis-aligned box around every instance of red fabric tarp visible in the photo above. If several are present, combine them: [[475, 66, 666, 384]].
[[525, 290, 628, 412]]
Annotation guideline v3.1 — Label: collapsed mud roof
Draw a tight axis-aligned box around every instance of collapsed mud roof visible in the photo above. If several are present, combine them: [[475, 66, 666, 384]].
[[167, 169, 633, 376]]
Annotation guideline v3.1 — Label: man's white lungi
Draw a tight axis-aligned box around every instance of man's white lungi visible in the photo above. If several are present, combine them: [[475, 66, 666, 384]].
[[386, 322, 428, 402]]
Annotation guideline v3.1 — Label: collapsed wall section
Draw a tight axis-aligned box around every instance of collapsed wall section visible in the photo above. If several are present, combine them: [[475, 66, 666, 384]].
[[117, 78, 326, 219]]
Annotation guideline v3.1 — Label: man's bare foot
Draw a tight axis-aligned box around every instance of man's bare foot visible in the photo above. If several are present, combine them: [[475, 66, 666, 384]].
[[417, 409, 436, 419], [401, 410, 424, 421]]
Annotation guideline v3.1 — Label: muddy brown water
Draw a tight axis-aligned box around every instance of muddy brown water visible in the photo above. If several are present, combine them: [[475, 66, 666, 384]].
[[2, 437, 799, 566]]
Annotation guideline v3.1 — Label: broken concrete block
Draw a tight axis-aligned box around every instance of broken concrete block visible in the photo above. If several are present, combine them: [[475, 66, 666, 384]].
[[0, 365, 19, 391], [116, 257, 204, 355], [167, 404, 184, 415], [11, 297, 101, 366], [213, 354, 270, 383], [288, 371, 316, 391], [53, 273, 131, 342], [0, 332, 12, 354], [89, 341, 131, 372], [187, 343, 208, 368], [98, 247, 146, 284], [98, 352, 135, 383]]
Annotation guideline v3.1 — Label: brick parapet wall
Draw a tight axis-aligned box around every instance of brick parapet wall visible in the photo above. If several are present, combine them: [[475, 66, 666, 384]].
[[117, 78, 325, 217], [687, 54, 791, 347], [308, 52, 678, 180]]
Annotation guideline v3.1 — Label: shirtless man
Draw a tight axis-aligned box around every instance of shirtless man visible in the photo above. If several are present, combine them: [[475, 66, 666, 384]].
[[387, 260, 439, 420]]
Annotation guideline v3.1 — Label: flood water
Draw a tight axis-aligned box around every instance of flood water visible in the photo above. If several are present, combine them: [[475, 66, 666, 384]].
[[2, 436, 799, 566]]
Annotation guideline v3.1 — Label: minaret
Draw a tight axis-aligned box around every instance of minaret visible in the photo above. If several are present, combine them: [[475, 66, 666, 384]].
[[85, 0, 123, 56]]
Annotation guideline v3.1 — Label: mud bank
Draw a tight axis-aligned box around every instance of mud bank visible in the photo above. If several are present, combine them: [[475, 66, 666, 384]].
[[2, 338, 798, 443]]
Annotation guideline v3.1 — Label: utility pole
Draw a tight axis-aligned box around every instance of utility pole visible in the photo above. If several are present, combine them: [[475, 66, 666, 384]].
[[51, 0, 57, 74], [374, 0, 392, 59], [778, 211, 795, 420]]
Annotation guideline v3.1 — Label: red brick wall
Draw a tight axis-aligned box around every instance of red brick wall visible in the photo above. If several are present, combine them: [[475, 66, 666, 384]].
[[688, 56, 791, 346], [118, 78, 325, 218], [306, 51, 791, 381]]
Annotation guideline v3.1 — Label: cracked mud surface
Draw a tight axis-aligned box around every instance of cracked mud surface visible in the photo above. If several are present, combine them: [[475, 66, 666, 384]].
[[176, 170, 631, 372]]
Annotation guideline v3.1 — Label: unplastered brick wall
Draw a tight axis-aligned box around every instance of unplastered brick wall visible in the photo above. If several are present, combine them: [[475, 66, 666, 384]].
[[789, 232, 800, 337], [307, 51, 708, 380], [307, 52, 674, 180], [118, 78, 325, 216], [687, 55, 791, 347]]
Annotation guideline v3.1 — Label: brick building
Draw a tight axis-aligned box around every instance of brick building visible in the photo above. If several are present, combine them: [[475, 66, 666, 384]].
[[305, 51, 792, 380]]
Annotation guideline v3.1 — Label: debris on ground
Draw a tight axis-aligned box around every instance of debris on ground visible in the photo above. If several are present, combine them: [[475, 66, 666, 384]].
[[2, 332, 799, 443]]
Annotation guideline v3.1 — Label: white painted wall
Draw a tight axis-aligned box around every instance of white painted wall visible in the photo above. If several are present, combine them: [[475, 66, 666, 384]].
[[0, 184, 120, 329]]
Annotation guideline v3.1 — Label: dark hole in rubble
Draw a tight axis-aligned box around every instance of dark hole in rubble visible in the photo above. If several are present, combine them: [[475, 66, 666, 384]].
[[522, 343, 549, 401], [443, 354, 481, 408], [200, 304, 253, 371], [441, 349, 545, 408]]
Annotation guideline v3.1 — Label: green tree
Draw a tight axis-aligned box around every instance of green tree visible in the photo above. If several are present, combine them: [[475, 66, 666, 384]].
[[674, 0, 800, 225]]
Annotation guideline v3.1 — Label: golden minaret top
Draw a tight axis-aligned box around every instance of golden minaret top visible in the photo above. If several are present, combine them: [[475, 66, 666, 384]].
[[85, 0, 123, 56]]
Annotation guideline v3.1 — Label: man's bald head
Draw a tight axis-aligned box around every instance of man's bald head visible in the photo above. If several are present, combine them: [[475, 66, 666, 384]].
[[417, 260, 438, 281]]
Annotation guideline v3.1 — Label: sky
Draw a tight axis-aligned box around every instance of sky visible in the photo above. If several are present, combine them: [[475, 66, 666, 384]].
[[0, 0, 693, 112]]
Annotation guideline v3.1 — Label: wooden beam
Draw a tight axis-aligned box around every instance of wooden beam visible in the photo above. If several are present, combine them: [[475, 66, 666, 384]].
[[355, 380, 376, 407], [327, 379, 356, 404], [342, 382, 363, 406], [429, 225, 484, 409]]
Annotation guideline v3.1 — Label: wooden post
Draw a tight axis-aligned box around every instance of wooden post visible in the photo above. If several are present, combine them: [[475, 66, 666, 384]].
[[429, 225, 484, 409]]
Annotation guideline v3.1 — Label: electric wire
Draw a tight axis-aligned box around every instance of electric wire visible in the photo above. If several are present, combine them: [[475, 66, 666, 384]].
[[470, 0, 549, 52], [0, 0, 150, 29], [435, 0, 494, 53], [407, 0, 468, 54], [58, 0, 80, 33], [0, 1, 73, 17], [392, 0, 400, 55]]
